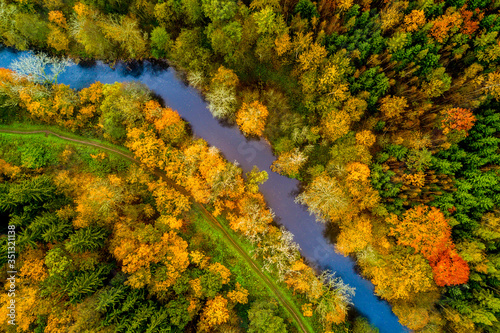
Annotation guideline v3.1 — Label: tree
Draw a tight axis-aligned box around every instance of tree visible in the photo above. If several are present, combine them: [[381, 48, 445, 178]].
[[388, 206, 452, 263], [321, 109, 351, 142], [430, 11, 462, 43], [431, 248, 470, 286], [151, 27, 173, 59], [441, 107, 476, 136], [10, 52, 70, 84], [271, 148, 308, 177], [19, 248, 48, 283], [208, 262, 231, 284], [201, 0, 237, 23], [148, 181, 191, 217], [236, 100, 269, 136], [355, 130, 376, 147], [198, 296, 230, 331], [47, 10, 69, 52], [207, 21, 243, 59], [370, 251, 437, 301], [256, 226, 301, 279], [336, 215, 372, 255], [228, 193, 274, 242], [206, 66, 239, 119], [70, 3, 113, 59], [247, 300, 287, 333], [295, 173, 349, 223], [298, 43, 327, 72], [227, 283, 249, 304], [392, 303, 431, 331], [100, 16, 148, 59], [48, 10, 67, 29], [422, 67, 452, 98], [246, 166, 268, 193], [126, 127, 166, 169], [294, 0, 319, 21], [403, 10, 426, 32], [143, 100, 186, 143], [379, 95, 408, 120]]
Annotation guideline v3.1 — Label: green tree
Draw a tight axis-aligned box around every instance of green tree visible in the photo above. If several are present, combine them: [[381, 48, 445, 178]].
[[248, 300, 287, 333], [150, 27, 173, 59]]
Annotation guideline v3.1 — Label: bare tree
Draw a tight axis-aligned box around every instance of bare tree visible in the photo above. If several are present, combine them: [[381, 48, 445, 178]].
[[10, 52, 71, 85]]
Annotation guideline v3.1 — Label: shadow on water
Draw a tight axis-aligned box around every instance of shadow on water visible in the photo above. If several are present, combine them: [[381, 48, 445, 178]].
[[118, 60, 145, 78], [77, 59, 98, 68], [324, 221, 341, 245]]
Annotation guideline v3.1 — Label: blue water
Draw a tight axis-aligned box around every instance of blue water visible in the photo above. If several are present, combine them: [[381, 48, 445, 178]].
[[0, 48, 409, 333]]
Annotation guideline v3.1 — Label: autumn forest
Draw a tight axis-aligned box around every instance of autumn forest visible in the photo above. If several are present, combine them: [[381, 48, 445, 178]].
[[0, 0, 499, 332]]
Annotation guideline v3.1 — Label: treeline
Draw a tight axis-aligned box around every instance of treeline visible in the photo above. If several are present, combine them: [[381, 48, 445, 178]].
[[0, 67, 358, 333], [0, 0, 499, 331]]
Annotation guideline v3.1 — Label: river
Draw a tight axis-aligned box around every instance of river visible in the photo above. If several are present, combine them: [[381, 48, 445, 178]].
[[0, 48, 408, 333]]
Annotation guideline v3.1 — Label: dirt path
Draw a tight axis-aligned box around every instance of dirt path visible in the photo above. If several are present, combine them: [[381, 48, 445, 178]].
[[0, 128, 311, 333]]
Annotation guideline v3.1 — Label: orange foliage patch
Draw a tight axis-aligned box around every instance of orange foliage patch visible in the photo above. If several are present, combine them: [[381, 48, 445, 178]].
[[442, 107, 476, 136], [431, 248, 470, 286]]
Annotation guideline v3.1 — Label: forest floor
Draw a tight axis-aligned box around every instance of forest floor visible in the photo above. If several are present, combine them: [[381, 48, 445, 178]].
[[0, 125, 313, 333]]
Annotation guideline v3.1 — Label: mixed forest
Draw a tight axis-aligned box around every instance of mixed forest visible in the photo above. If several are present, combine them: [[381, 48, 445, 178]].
[[0, 0, 499, 332], [0, 70, 360, 332]]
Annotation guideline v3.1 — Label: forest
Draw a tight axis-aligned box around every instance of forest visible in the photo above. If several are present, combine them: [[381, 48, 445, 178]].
[[0, 0, 499, 332], [0, 67, 362, 332]]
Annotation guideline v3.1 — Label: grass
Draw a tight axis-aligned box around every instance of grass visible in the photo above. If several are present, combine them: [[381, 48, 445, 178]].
[[0, 131, 130, 176], [0, 121, 132, 156], [189, 205, 316, 333]]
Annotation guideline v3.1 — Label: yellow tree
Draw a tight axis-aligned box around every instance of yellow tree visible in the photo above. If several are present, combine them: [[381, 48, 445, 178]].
[[73, 174, 129, 228], [370, 251, 437, 301], [322, 109, 351, 142], [271, 148, 308, 177], [236, 100, 269, 136], [228, 193, 274, 242], [148, 181, 191, 217], [404, 10, 426, 32], [336, 215, 373, 255], [227, 283, 249, 304], [126, 127, 166, 170], [355, 130, 376, 147], [379, 95, 408, 119], [295, 173, 349, 223], [208, 263, 231, 284], [298, 43, 328, 72], [198, 296, 230, 331], [19, 248, 48, 283], [143, 100, 186, 143], [48, 26, 70, 52]]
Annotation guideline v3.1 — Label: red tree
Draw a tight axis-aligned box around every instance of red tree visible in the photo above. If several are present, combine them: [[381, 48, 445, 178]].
[[442, 108, 476, 136], [431, 248, 470, 286]]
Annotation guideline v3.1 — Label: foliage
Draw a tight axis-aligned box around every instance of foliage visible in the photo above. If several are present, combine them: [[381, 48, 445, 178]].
[[2, 0, 500, 329]]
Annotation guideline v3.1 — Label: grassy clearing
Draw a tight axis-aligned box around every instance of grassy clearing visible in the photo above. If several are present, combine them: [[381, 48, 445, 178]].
[[0, 121, 132, 156], [0, 131, 130, 176], [189, 205, 316, 333]]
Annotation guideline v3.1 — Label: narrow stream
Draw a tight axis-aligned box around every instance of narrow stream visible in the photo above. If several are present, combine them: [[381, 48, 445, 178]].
[[0, 48, 408, 333]]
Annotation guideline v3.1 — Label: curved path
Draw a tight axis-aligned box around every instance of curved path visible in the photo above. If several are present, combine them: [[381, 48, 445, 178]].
[[0, 128, 312, 333]]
